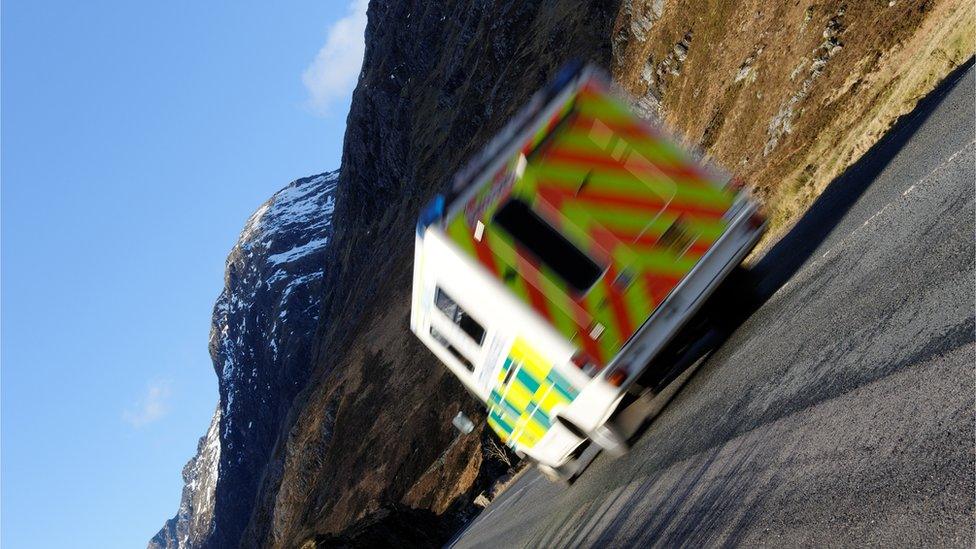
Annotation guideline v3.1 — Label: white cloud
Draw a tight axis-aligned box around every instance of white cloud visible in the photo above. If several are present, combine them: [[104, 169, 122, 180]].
[[123, 380, 172, 428], [302, 0, 369, 115]]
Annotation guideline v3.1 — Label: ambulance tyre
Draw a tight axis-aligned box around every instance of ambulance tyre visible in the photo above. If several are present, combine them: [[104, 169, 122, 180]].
[[537, 462, 576, 486], [591, 422, 630, 457], [707, 265, 760, 331]]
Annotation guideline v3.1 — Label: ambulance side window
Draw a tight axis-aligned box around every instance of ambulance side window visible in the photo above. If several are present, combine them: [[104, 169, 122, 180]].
[[492, 198, 603, 294], [430, 326, 474, 372], [434, 287, 486, 345]]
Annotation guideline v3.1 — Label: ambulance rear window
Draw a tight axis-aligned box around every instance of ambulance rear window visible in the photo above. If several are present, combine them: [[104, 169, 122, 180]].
[[434, 288, 486, 345], [493, 198, 603, 293], [430, 326, 474, 372]]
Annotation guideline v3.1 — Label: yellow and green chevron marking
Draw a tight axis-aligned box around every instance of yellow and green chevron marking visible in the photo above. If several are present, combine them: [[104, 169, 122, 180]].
[[486, 338, 579, 449], [448, 78, 738, 367]]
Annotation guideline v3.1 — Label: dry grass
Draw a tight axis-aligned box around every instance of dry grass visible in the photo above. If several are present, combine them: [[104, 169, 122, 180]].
[[611, 0, 975, 255], [479, 460, 533, 502], [760, 0, 975, 250]]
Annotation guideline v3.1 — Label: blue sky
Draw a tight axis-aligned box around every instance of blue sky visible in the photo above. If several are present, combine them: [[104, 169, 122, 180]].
[[1, 1, 366, 547]]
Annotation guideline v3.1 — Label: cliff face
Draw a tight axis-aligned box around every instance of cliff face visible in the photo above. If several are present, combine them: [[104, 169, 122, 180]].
[[206, 172, 340, 548]]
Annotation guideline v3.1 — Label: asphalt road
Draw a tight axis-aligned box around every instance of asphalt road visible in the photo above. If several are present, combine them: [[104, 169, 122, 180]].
[[453, 61, 975, 548]]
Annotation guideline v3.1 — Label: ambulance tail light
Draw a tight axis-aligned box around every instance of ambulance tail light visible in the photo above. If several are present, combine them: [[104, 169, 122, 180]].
[[748, 208, 766, 230], [728, 177, 747, 193], [607, 368, 628, 387], [571, 351, 601, 376]]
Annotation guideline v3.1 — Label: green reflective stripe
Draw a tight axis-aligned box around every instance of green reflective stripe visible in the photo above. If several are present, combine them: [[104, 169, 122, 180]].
[[575, 92, 632, 123], [555, 129, 686, 169], [547, 298, 580, 341], [550, 383, 575, 402], [579, 279, 623, 349], [564, 202, 678, 234], [483, 230, 531, 303], [619, 274, 652, 328], [481, 225, 520, 269], [489, 410, 514, 435], [547, 369, 578, 400], [530, 406, 550, 426], [530, 156, 734, 208], [514, 368, 541, 394], [567, 203, 727, 241], [447, 216, 477, 254], [492, 398, 523, 421], [680, 217, 729, 240]]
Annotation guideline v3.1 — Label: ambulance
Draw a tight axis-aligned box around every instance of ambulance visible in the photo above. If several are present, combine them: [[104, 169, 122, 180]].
[[409, 63, 765, 481]]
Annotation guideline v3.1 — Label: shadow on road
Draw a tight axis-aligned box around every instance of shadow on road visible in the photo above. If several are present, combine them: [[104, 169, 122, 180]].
[[752, 56, 975, 299]]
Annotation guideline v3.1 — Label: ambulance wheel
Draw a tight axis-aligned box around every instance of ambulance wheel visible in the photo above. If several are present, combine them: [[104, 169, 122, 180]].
[[537, 462, 576, 486], [708, 265, 760, 328], [590, 422, 630, 457]]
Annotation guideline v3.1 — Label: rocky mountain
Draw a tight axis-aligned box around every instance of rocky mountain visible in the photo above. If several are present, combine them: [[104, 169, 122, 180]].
[[149, 408, 221, 549], [151, 171, 339, 548], [153, 0, 971, 546]]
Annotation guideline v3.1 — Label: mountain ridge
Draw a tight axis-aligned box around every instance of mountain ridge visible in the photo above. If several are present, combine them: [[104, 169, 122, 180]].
[[150, 171, 339, 549]]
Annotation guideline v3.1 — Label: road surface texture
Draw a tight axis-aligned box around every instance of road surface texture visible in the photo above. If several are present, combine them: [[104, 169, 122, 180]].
[[453, 60, 975, 548]]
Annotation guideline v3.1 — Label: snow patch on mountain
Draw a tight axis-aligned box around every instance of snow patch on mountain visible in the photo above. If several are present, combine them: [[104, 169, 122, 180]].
[[268, 238, 330, 265]]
